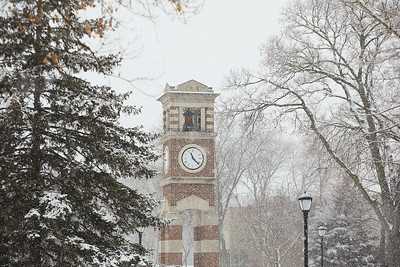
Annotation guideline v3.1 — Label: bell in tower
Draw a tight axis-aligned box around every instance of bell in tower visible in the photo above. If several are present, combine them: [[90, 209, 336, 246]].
[[183, 108, 202, 132], [183, 109, 194, 131]]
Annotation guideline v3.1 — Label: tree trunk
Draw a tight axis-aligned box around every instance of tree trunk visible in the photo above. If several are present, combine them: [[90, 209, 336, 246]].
[[30, 68, 43, 267], [219, 224, 229, 267], [386, 191, 400, 267], [387, 230, 400, 267], [378, 227, 386, 266], [30, 1, 45, 264]]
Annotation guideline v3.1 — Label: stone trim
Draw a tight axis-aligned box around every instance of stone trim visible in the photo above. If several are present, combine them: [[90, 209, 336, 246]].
[[159, 240, 183, 253], [159, 97, 218, 108], [160, 177, 215, 187], [193, 240, 219, 253], [161, 133, 216, 143]]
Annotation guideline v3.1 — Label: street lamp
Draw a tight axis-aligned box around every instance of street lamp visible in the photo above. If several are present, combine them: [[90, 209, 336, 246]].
[[298, 192, 313, 267], [318, 225, 327, 267], [136, 227, 144, 246], [134, 227, 147, 267]]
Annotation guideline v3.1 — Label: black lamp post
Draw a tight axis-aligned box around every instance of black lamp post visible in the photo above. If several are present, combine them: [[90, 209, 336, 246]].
[[298, 192, 313, 267], [135, 227, 146, 267], [136, 227, 144, 246], [318, 225, 327, 267]]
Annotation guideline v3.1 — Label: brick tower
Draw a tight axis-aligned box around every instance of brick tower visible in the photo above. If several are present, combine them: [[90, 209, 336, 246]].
[[158, 80, 219, 267]]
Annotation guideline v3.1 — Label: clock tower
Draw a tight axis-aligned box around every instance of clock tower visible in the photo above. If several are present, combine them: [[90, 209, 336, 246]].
[[158, 80, 219, 267]]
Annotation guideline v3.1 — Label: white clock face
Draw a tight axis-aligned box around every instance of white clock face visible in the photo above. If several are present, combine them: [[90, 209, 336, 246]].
[[181, 146, 205, 171], [163, 146, 169, 174]]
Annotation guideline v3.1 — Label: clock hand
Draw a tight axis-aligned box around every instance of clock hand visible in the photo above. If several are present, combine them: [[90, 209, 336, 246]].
[[190, 153, 200, 165]]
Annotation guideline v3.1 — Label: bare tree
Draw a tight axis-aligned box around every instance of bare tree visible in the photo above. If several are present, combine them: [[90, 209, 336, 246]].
[[216, 107, 314, 266], [347, 0, 400, 39], [235, 194, 303, 267], [234, 135, 325, 267], [215, 111, 270, 266], [235, 158, 303, 267], [228, 0, 400, 265]]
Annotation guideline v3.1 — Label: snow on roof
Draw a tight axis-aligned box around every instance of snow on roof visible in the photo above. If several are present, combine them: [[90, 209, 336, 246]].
[[164, 79, 213, 93]]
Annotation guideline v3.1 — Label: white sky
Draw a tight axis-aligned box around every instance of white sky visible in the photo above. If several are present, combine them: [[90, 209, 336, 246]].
[[106, 0, 289, 130]]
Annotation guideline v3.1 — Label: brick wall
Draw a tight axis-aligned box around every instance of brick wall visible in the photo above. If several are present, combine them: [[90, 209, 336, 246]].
[[194, 252, 219, 267], [160, 252, 182, 266], [194, 225, 219, 241], [160, 225, 182, 241]]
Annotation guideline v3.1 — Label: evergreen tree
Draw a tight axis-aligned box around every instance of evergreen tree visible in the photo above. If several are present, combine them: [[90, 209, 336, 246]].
[[310, 177, 378, 267], [0, 1, 162, 265]]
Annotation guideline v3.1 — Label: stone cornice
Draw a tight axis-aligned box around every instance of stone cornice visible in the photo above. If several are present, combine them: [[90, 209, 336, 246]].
[[160, 177, 216, 187], [158, 91, 219, 104], [161, 131, 216, 143]]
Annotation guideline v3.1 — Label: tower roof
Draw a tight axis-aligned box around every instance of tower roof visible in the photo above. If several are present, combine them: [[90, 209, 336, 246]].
[[164, 79, 213, 93], [158, 80, 219, 103]]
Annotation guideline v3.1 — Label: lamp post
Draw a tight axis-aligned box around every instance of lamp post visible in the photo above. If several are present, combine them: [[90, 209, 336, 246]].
[[135, 227, 146, 267], [318, 225, 327, 267], [298, 192, 313, 267], [136, 227, 144, 246]]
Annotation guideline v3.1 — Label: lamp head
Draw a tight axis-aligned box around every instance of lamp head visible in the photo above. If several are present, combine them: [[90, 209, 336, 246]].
[[318, 225, 328, 237], [136, 226, 145, 233], [298, 192, 313, 212]]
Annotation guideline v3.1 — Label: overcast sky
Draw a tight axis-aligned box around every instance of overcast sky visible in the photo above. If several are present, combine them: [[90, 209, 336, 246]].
[[106, 0, 289, 130]]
